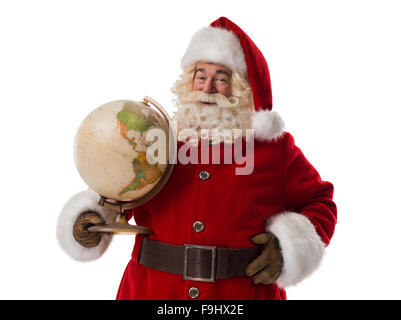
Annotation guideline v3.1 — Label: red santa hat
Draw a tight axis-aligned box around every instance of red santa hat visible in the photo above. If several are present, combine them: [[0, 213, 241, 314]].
[[181, 17, 284, 141]]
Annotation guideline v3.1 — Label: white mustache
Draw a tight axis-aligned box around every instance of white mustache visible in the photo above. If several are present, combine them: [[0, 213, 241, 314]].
[[179, 91, 240, 108]]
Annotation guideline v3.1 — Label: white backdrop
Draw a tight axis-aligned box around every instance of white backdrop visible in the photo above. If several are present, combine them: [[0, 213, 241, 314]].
[[1, 0, 400, 300]]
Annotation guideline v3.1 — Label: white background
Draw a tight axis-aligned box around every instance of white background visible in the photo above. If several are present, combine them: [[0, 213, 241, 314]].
[[1, 0, 400, 300]]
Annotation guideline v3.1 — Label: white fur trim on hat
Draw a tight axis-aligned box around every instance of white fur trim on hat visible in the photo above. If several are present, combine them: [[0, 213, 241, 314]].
[[56, 189, 116, 262], [266, 211, 326, 288], [181, 27, 247, 75], [252, 109, 285, 141]]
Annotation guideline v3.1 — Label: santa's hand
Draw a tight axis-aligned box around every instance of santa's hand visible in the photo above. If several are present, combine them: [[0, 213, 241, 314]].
[[245, 232, 283, 285], [73, 212, 105, 248]]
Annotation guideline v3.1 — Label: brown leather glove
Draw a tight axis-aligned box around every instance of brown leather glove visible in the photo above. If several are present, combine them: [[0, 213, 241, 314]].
[[245, 232, 284, 285], [73, 212, 105, 248]]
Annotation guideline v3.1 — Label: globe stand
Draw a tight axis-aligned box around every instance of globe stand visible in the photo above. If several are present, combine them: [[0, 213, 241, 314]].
[[84, 96, 177, 237], [86, 196, 153, 235]]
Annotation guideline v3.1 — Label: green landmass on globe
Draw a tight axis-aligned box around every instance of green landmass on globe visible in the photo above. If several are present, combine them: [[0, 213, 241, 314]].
[[116, 104, 164, 196], [117, 109, 153, 134]]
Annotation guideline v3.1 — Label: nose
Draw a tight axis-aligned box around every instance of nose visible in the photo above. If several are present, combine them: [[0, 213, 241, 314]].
[[202, 78, 216, 94]]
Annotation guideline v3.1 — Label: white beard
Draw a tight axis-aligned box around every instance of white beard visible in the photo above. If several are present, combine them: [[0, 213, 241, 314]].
[[172, 91, 254, 144]]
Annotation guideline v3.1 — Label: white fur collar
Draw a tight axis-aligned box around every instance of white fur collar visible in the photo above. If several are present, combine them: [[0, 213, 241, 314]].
[[252, 109, 285, 141]]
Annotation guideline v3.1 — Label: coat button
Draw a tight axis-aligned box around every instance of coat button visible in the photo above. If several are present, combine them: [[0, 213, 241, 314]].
[[193, 221, 204, 232], [189, 287, 200, 299], [199, 171, 210, 180]]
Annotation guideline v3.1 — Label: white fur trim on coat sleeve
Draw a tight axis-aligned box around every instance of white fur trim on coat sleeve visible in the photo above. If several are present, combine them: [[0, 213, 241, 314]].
[[56, 189, 116, 262], [266, 211, 326, 288], [252, 109, 285, 141]]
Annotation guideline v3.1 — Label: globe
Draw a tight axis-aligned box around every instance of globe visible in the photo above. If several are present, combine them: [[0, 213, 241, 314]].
[[74, 99, 173, 202]]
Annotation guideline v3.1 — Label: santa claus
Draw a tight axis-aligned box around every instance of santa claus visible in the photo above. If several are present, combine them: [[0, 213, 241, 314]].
[[57, 17, 337, 300]]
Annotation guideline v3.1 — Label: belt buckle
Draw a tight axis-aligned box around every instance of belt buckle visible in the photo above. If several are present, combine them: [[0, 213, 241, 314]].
[[183, 244, 217, 282]]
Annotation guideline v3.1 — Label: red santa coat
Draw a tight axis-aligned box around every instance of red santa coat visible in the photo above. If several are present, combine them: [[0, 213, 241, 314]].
[[116, 118, 337, 300]]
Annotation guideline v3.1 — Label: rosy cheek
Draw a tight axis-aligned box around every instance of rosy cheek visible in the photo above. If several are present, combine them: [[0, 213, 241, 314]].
[[219, 87, 231, 97], [192, 82, 201, 91]]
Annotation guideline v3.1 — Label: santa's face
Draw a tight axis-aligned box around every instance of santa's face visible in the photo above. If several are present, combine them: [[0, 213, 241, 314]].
[[192, 63, 232, 99], [172, 62, 254, 143]]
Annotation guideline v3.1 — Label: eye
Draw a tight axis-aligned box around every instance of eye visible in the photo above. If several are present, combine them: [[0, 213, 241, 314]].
[[196, 76, 206, 80], [215, 78, 227, 84]]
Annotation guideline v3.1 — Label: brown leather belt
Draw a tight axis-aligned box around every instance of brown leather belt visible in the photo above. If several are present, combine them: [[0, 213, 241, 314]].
[[139, 237, 260, 282]]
